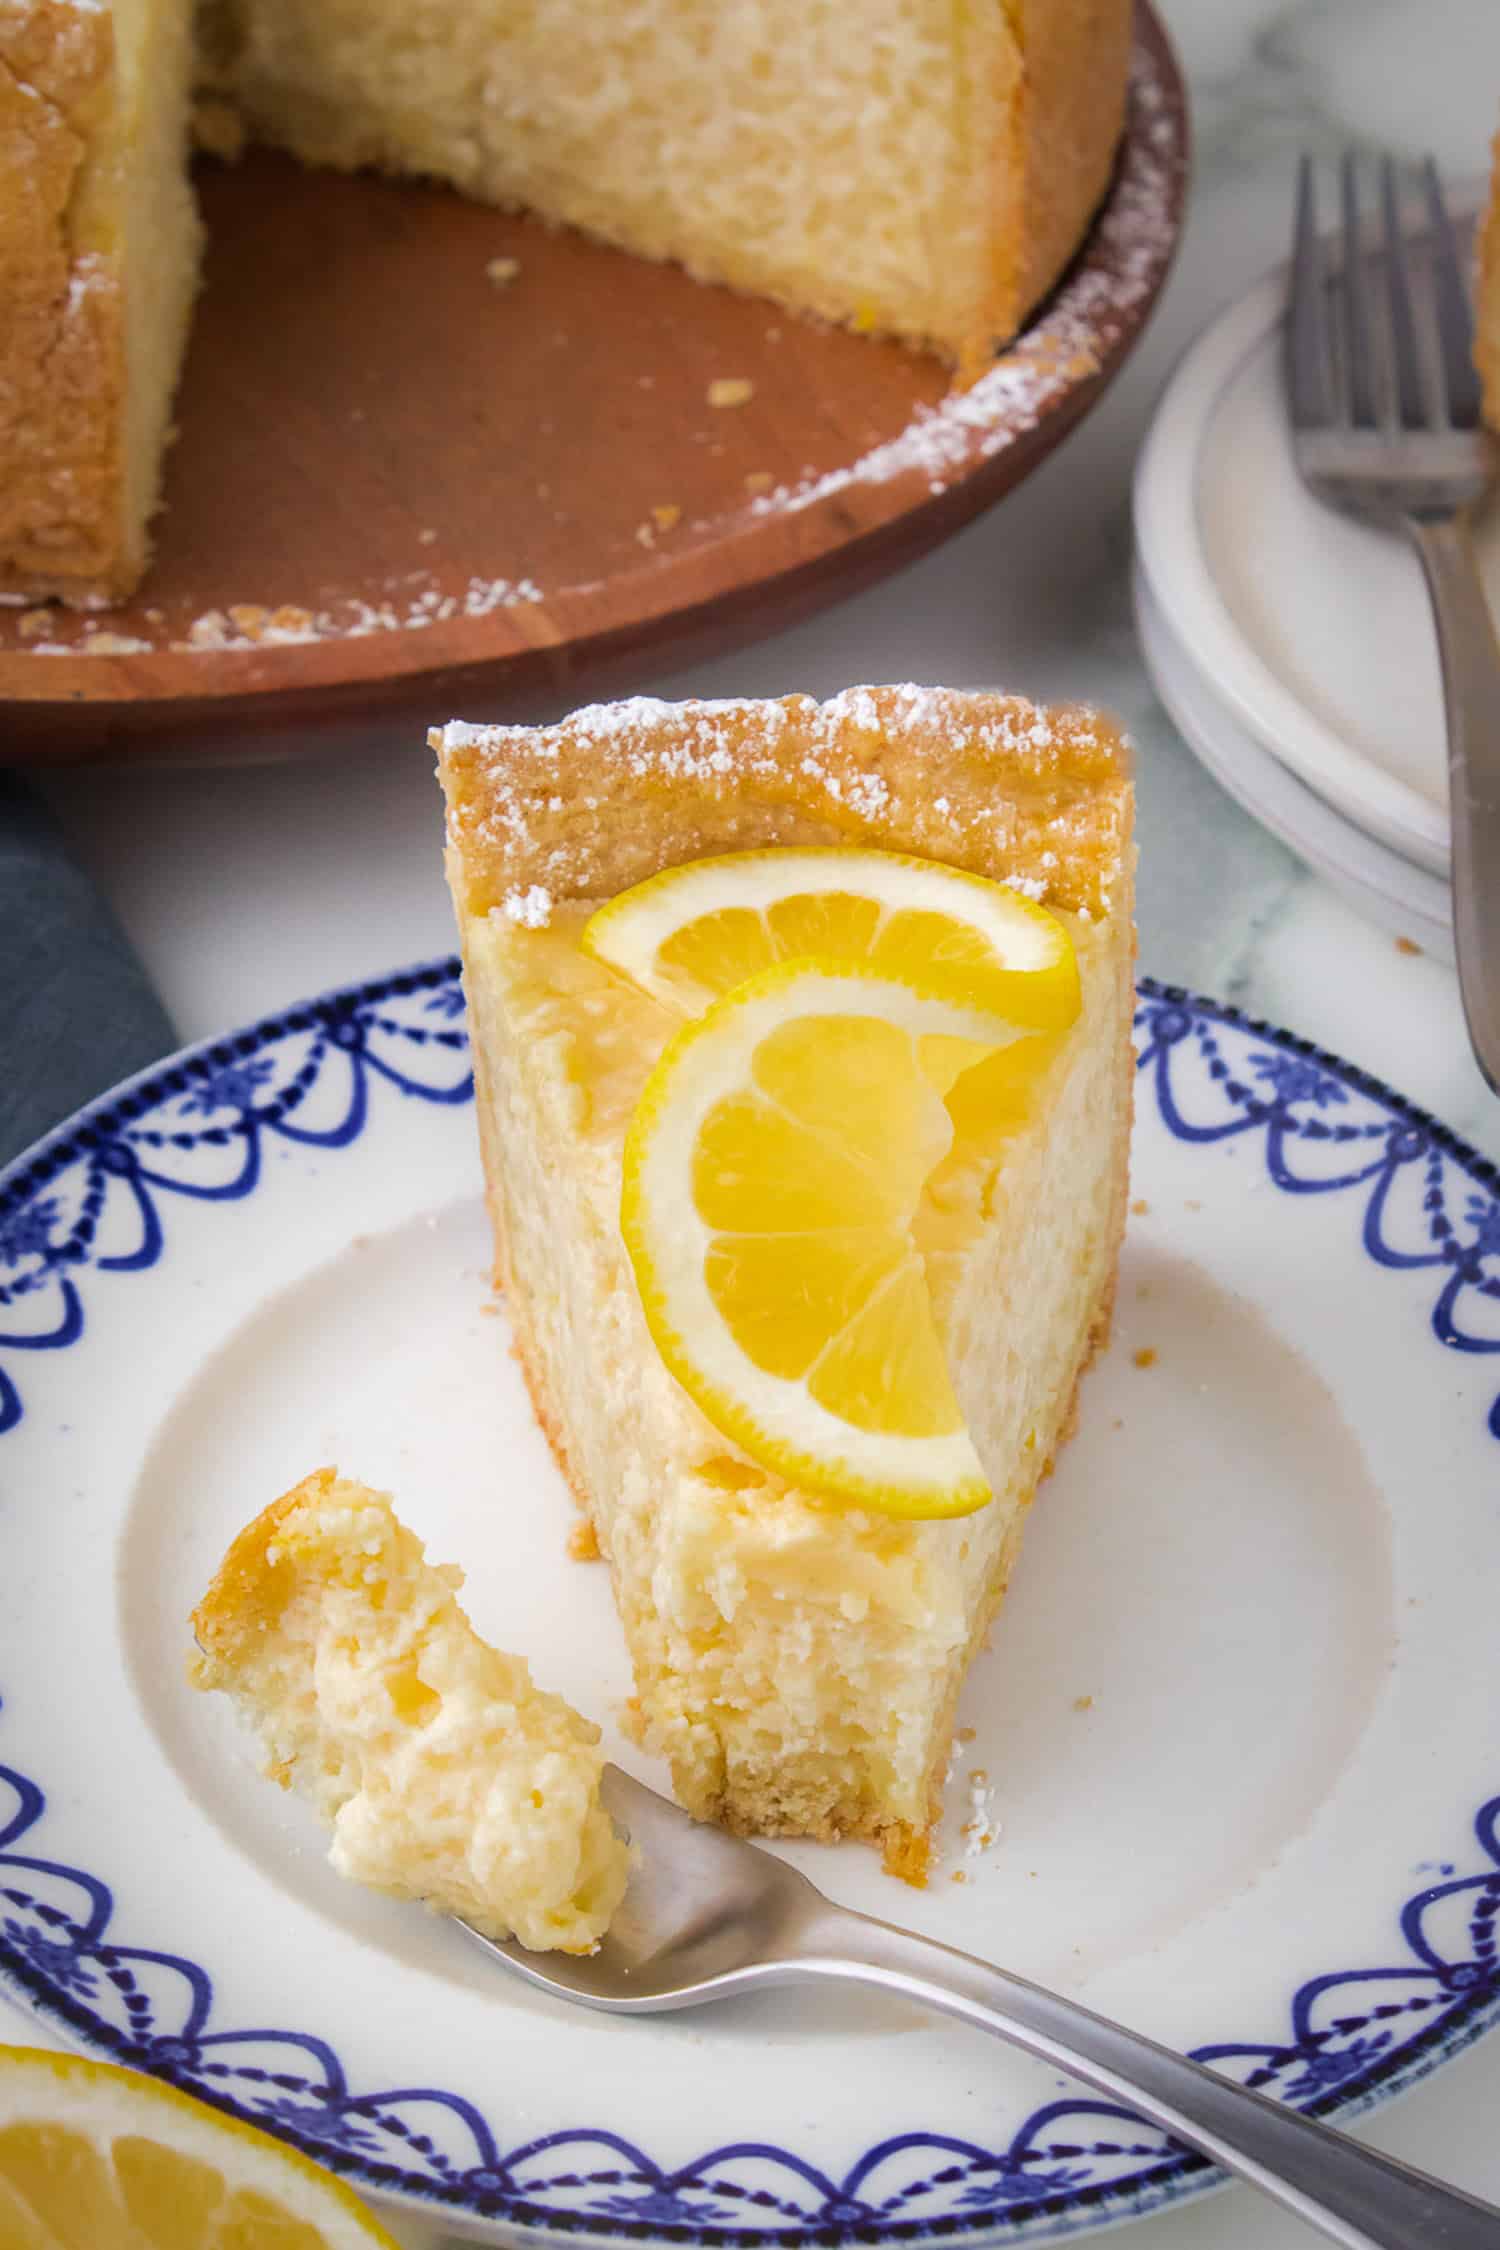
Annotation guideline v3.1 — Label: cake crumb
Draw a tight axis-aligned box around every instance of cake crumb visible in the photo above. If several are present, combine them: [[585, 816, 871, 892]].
[[960, 1772, 999, 1857], [707, 378, 754, 409], [1132, 1347, 1157, 1369], [956, 1725, 976, 1744], [17, 609, 52, 641], [743, 470, 774, 495], [651, 503, 681, 533], [951, 1870, 968, 1884], [882, 1827, 931, 1889], [418, 528, 438, 546], [1073, 1694, 1094, 1712], [1131, 1197, 1149, 1216], [486, 256, 521, 287], [1395, 935, 1422, 957], [567, 1519, 601, 1563], [193, 94, 247, 160]]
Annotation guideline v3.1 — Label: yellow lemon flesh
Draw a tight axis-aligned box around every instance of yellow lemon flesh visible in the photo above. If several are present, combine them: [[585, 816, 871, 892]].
[[0, 2045, 398, 2249], [622, 961, 1065, 1518], [582, 846, 1079, 1028]]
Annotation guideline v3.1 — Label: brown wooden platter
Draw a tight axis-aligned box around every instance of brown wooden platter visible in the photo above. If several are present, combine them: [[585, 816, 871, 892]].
[[1, 4, 1188, 762]]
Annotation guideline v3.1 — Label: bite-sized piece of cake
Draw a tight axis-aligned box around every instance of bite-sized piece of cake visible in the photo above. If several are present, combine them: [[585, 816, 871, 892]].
[[434, 687, 1135, 1879], [1477, 133, 1500, 430], [191, 1469, 631, 1951], [0, 0, 201, 606], [200, 0, 1131, 376]]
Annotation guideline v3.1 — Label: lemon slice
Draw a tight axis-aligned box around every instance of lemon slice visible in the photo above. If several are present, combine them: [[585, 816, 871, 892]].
[[0, 2044, 397, 2248], [621, 959, 1060, 1518], [582, 846, 1079, 1028]]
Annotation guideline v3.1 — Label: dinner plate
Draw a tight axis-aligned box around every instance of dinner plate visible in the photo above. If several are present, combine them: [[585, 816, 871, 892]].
[[3, 961, 1500, 2246], [1132, 191, 1499, 881], [0, 8, 1187, 762], [1132, 564, 1455, 961]]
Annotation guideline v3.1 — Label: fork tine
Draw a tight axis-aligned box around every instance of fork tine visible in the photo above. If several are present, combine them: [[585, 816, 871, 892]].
[[1286, 155, 1336, 428], [1340, 152, 1381, 426], [1380, 158, 1429, 428], [1422, 157, 1484, 429]]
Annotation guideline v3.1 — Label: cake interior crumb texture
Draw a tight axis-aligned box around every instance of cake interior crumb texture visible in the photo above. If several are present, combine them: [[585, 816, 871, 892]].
[[2, 0, 1131, 606], [191, 1467, 632, 1951], [435, 686, 1135, 1876]]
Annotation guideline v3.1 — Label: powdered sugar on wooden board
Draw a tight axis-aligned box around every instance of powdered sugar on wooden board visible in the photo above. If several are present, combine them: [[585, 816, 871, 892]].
[[748, 46, 1181, 518]]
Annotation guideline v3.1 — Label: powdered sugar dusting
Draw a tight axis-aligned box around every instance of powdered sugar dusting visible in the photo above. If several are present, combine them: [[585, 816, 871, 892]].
[[502, 884, 554, 928], [748, 42, 1181, 519], [174, 575, 543, 652], [437, 683, 1130, 926]]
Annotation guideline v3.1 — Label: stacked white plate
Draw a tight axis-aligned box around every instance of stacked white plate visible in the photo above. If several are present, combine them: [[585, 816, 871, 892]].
[[1133, 214, 1500, 967]]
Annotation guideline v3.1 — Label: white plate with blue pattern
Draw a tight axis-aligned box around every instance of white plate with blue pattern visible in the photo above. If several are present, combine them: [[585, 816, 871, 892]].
[[2, 960, 1499, 2246]]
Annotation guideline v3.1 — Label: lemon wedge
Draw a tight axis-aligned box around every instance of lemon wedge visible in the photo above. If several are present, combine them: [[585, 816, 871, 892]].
[[582, 846, 1079, 1028], [621, 960, 1065, 1518], [0, 2044, 397, 2249]]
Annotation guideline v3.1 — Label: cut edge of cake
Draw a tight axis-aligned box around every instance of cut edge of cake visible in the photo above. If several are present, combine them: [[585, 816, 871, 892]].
[[201, 0, 1132, 380], [434, 687, 1135, 1881]]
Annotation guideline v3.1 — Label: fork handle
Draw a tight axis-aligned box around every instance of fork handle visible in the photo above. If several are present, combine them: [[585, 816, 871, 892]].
[[1407, 514, 1500, 1095], [798, 1906, 1500, 2249]]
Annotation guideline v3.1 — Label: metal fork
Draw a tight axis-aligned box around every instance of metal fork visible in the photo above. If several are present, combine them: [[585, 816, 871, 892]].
[[465, 1765, 1500, 2249], [1286, 152, 1500, 1091]]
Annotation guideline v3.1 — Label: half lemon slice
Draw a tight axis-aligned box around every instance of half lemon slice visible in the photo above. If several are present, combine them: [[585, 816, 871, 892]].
[[0, 2043, 397, 2248], [583, 846, 1079, 1028], [622, 960, 1056, 1518]]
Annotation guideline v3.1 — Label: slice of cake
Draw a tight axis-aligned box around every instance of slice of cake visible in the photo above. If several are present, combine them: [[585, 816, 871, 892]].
[[191, 1468, 631, 1950], [434, 687, 1134, 1876], [0, 0, 202, 607]]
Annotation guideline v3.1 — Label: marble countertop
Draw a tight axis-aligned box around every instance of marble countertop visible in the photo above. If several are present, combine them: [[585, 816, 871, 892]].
[[18, 1, 1500, 2242]]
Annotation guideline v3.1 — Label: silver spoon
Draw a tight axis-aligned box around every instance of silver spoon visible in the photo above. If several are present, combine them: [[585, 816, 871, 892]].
[[466, 1766, 1500, 2250]]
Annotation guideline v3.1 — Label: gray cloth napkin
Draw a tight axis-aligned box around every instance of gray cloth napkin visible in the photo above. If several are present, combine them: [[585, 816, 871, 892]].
[[0, 773, 178, 1170]]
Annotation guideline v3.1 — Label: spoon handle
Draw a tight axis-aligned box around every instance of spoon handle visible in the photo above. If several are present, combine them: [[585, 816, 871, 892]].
[[800, 1906, 1500, 2250]]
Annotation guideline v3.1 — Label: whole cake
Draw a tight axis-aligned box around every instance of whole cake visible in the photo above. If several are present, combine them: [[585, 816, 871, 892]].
[[0, 0, 1133, 608], [435, 685, 1134, 1878]]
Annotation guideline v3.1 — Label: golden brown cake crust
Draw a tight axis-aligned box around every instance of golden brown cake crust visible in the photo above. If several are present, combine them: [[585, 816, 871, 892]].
[[1011, 0, 1133, 331], [435, 686, 1132, 926], [190, 1467, 335, 1663], [0, 0, 130, 607], [1478, 131, 1500, 433]]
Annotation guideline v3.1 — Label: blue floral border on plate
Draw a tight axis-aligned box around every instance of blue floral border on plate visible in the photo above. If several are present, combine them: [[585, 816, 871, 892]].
[[2, 962, 1499, 2244]]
